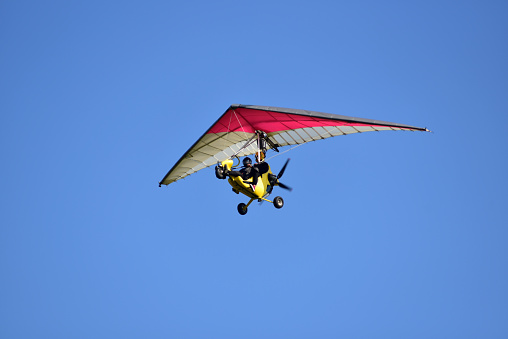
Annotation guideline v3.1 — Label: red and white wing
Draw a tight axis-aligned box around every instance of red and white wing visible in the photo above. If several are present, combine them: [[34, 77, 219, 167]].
[[160, 104, 429, 185]]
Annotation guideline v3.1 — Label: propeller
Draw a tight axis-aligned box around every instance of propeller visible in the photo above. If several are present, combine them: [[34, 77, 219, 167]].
[[277, 181, 293, 191], [277, 158, 290, 179], [276, 158, 292, 191]]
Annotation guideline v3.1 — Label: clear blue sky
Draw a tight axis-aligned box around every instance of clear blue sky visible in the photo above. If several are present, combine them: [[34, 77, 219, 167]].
[[1, 1, 507, 338]]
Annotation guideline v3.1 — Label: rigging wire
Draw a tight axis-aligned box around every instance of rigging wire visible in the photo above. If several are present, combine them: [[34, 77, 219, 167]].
[[232, 110, 247, 134], [265, 143, 304, 161], [225, 110, 233, 141], [229, 109, 258, 158]]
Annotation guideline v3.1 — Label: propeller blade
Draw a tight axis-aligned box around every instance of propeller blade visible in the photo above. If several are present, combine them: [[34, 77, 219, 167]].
[[277, 181, 293, 191], [278, 158, 290, 179]]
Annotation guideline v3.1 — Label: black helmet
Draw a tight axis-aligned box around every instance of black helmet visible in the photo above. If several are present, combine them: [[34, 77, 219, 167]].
[[243, 157, 252, 166]]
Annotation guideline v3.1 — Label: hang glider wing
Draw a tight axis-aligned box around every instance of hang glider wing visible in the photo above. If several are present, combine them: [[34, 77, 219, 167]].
[[159, 104, 429, 186]]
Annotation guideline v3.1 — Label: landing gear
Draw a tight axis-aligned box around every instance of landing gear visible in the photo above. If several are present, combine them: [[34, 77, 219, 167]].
[[273, 196, 284, 209], [237, 203, 248, 215], [237, 196, 283, 214]]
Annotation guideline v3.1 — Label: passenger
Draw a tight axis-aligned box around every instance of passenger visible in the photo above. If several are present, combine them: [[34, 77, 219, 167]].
[[244, 151, 269, 186], [253, 151, 269, 176]]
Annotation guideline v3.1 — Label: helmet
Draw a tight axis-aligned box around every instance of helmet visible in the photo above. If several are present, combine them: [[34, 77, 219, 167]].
[[242, 157, 252, 166]]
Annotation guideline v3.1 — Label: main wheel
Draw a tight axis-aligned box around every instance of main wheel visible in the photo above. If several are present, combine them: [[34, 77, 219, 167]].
[[273, 196, 284, 209], [237, 203, 248, 215], [215, 165, 226, 179]]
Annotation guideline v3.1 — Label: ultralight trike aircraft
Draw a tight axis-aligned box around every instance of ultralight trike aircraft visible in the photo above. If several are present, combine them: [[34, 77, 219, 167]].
[[214, 132, 293, 215], [159, 104, 429, 215]]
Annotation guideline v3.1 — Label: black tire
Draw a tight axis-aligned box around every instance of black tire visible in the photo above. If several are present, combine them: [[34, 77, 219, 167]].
[[237, 203, 248, 215], [273, 196, 284, 209], [215, 165, 226, 179]]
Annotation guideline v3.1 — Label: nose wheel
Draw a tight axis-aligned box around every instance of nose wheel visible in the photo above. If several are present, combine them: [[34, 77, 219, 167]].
[[237, 203, 248, 215]]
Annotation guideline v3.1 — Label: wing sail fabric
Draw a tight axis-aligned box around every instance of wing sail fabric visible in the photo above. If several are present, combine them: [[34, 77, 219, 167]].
[[160, 104, 428, 185]]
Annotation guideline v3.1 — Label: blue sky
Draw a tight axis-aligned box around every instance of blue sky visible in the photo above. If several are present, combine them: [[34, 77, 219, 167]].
[[1, 1, 507, 338]]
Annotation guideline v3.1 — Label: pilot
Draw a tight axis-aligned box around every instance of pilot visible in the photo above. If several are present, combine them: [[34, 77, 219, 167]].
[[226, 157, 258, 184]]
